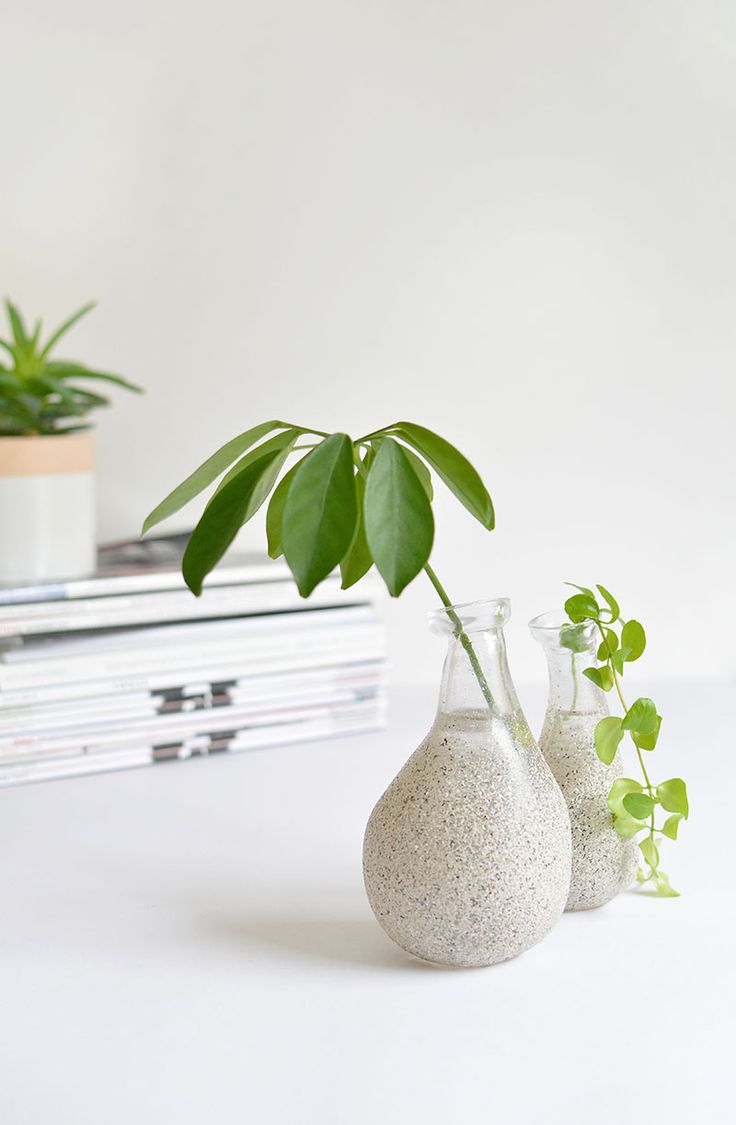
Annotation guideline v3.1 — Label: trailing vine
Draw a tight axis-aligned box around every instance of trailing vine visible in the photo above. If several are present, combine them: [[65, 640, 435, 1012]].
[[562, 583, 689, 896]]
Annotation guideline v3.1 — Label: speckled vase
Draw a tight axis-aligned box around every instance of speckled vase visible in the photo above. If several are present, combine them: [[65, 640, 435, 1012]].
[[363, 599, 571, 968], [530, 613, 638, 911]]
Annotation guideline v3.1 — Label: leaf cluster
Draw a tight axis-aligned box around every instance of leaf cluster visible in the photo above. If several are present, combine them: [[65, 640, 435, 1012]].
[[143, 421, 495, 600], [562, 582, 689, 897], [0, 299, 142, 437]]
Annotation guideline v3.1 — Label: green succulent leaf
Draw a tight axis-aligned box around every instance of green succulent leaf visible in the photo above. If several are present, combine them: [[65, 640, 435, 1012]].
[[142, 420, 290, 535], [656, 778, 689, 818], [364, 436, 434, 596], [386, 421, 494, 529], [282, 434, 358, 597], [622, 697, 659, 735], [621, 619, 646, 661], [583, 665, 614, 691], [182, 448, 285, 596], [38, 301, 96, 360], [622, 792, 656, 820], [339, 468, 373, 590], [596, 584, 620, 623]]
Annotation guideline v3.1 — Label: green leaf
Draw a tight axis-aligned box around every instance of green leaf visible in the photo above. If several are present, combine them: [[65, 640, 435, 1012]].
[[611, 647, 631, 675], [583, 665, 614, 691], [565, 582, 597, 600], [340, 469, 373, 589], [614, 814, 646, 838], [210, 428, 298, 500], [44, 363, 143, 393], [387, 421, 493, 529], [5, 300, 30, 349], [596, 584, 620, 622], [661, 814, 682, 841], [565, 593, 599, 623], [594, 716, 624, 765], [266, 460, 302, 559], [639, 835, 660, 871], [597, 628, 619, 660], [182, 448, 285, 595], [399, 444, 433, 499], [654, 872, 680, 897], [621, 619, 646, 661], [607, 777, 642, 816], [656, 778, 689, 818], [142, 420, 289, 535], [622, 792, 656, 820], [364, 437, 434, 596], [282, 433, 358, 597], [632, 714, 662, 751], [560, 624, 590, 654], [622, 697, 659, 735], [38, 301, 96, 360]]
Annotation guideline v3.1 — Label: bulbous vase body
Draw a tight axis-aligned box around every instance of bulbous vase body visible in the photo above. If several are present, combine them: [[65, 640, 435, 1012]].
[[363, 600, 571, 968], [530, 613, 638, 911]]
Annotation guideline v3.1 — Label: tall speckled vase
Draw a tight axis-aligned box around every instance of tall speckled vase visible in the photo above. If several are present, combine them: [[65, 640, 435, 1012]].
[[529, 613, 638, 911], [363, 599, 571, 968]]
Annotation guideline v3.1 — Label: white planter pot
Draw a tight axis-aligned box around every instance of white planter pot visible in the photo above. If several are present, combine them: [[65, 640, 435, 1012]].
[[0, 433, 96, 584]]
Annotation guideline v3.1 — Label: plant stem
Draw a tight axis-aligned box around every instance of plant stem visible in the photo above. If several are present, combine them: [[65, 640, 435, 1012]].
[[423, 563, 495, 711]]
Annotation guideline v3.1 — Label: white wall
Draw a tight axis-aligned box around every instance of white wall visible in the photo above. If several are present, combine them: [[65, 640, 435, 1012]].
[[4, 0, 734, 685]]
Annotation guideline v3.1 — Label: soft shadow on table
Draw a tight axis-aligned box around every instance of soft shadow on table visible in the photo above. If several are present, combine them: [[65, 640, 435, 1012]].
[[202, 911, 438, 972]]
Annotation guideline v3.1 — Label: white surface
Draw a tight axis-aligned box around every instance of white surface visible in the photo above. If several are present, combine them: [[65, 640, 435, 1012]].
[[3, 1, 735, 682], [0, 680, 731, 1124], [0, 471, 95, 583]]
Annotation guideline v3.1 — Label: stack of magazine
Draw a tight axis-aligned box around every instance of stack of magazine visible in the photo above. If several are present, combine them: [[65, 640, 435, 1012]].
[[0, 535, 386, 787]]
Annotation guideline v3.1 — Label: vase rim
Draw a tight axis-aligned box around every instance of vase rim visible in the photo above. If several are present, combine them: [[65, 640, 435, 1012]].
[[428, 597, 511, 636], [529, 610, 597, 639]]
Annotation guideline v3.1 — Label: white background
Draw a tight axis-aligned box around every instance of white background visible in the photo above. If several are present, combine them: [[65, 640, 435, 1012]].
[[3, 0, 735, 686]]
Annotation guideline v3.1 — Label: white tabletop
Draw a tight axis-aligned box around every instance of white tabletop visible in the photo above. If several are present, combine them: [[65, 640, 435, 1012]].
[[0, 681, 731, 1125]]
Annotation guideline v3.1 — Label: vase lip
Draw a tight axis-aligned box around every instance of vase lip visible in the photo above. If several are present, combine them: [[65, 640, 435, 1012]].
[[428, 597, 511, 636], [528, 610, 597, 643]]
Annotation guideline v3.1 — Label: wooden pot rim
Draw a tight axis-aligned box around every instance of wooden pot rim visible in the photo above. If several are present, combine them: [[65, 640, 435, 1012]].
[[0, 432, 95, 477]]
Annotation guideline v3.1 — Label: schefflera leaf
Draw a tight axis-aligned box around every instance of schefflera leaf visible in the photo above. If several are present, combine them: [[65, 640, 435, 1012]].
[[364, 437, 434, 596], [282, 433, 358, 597], [340, 463, 373, 590], [386, 421, 493, 529], [142, 419, 291, 535], [182, 447, 285, 595]]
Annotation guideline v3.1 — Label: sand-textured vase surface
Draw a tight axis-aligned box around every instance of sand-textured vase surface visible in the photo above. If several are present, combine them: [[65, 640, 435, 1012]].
[[530, 612, 638, 911], [363, 599, 571, 968]]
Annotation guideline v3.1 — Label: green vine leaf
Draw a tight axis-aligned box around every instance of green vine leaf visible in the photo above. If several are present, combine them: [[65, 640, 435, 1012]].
[[561, 624, 590, 654], [656, 778, 689, 818], [621, 620, 646, 661], [622, 792, 656, 820], [596, 584, 620, 622], [594, 716, 624, 765], [565, 592, 599, 623], [583, 665, 614, 691], [597, 629, 619, 660], [653, 871, 680, 897], [607, 777, 643, 815], [639, 835, 660, 871], [282, 434, 358, 597], [632, 715, 662, 751], [622, 697, 659, 735], [614, 815, 646, 838], [661, 814, 683, 841], [364, 437, 434, 596]]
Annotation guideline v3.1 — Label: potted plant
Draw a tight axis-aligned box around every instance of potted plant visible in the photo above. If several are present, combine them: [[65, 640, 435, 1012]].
[[0, 299, 142, 583], [143, 421, 572, 966]]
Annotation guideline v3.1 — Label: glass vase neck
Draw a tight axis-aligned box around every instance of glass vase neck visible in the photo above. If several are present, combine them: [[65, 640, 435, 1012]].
[[529, 611, 607, 716], [429, 599, 522, 720]]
